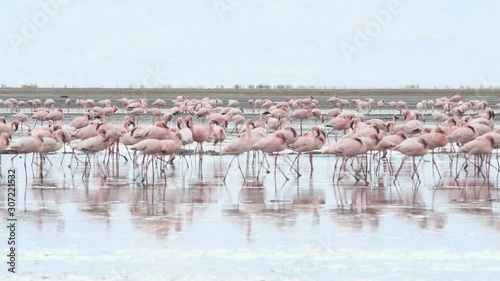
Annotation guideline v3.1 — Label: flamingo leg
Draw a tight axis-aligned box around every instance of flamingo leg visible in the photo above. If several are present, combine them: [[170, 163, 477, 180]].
[[236, 155, 246, 182], [394, 155, 409, 180], [431, 150, 442, 179], [223, 155, 237, 182]]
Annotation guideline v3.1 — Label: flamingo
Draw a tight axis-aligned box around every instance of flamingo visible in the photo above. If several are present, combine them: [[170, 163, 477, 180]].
[[456, 135, 495, 180], [65, 99, 71, 113], [0, 120, 19, 136], [133, 121, 171, 140], [44, 108, 64, 124], [393, 137, 429, 182], [291, 106, 312, 134], [152, 99, 167, 108], [186, 115, 211, 160], [130, 138, 165, 168], [74, 129, 121, 169], [160, 132, 183, 165], [326, 137, 368, 183], [221, 119, 254, 182], [71, 111, 93, 129], [378, 132, 406, 158], [325, 114, 353, 140], [176, 117, 193, 146], [209, 120, 226, 152], [252, 132, 289, 180], [0, 132, 10, 154], [290, 127, 327, 176], [8, 133, 45, 176], [31, 109, 49, 128], [44, 99, 55, 109], [13, 113, 28, 131]]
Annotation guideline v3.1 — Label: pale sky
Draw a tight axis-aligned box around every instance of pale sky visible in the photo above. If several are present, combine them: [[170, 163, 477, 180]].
[[1, 0, 499, 88]]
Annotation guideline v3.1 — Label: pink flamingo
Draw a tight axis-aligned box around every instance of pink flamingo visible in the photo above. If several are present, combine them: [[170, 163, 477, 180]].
[[176, 117, 193, 146], [404, 110, 423, 135], [0, 119, 19, 136], [160, 132, 183, 165], [393, 137, 429, 182], [274, 126, 298, 146], [39, 129, 68, 165], [291, 106, 312, 134], [44, 99, 55, 109], [152, 99, 167, 108], [9, 134, 45, 176], [325, 114, 353, 140], [456, 135, 495, 180], [209, 120, 226, 152], [65, 99, 71, 113], [378, 132, 406, 158], [71, 122, 104, 140], [248, 99, 256, 113], [220, 119, 254, 182], [45, 108, 64, 124], [31, 109, 49, 128], [130, 108, 145, 124], [252, 131, 289, 180], [326, 137, 368, 183], [420, 127, 449, 177], [42, 130, 66, 153], [71, 111, 93, 129], [449, 125, 478, 147], [103, 106, 119, 119], [131, 138, 165, 169], [0, 132, 10, 154], [290, 127, 326, 176], [74, 129, 120, 172], [130, 139, 162, 155], [147, 108, 163, 124], [186, 115, 211, 160], [13, 113, 28, 131], [133, 121, 171, 140]]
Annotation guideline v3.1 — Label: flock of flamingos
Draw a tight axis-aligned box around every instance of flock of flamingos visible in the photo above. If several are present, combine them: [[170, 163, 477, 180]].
[[0, 92, 498, 185]]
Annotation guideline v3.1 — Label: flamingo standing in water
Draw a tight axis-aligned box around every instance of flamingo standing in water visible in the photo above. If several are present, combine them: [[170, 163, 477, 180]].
[[252, 132, 289, 180], [130, 138, 166, 181], [8, 133, 45, 177], [71, 111, 93, 129], [221, 119, 254, 182], [0, 119, 19, 136], [133, 121, 171, 140], [13, 113, 29, 132], [291, 106, 312, 135], [45, 108, 64, 124], [326, 137, 368, 183], [31, 109, 49, 128], [290, 127, 326, 176], [65, 99, 71, 113], [420, 127, 449, 178], [456, 135, 495, 180], [74, 129, 121, 176], [393, 137, 429, 182], [325, 114, 353, 141], [160, 132, 183, 165], [186, 115, 211, 160]]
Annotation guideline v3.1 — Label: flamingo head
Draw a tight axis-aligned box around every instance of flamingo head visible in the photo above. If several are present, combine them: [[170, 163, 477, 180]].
[[275, 132, 286, 142]]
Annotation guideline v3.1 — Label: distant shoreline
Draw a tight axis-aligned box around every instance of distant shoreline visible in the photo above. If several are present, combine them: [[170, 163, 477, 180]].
[[1, 87, 499, 97]]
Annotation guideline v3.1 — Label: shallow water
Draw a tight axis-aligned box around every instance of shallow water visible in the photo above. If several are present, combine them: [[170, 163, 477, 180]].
[[1, 92, 500, 280], [1, 150, 500, 280]]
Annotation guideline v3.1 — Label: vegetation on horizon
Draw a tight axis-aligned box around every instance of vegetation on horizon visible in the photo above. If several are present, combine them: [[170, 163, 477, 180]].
[[0, 83, 498, 91]]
